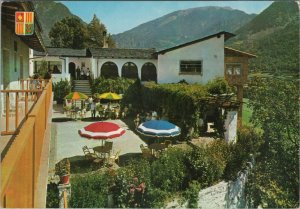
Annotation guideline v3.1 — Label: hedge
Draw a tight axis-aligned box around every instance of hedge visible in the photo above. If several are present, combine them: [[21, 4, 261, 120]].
[[141, 78, 233, 138], [91, 77, 135, 95]]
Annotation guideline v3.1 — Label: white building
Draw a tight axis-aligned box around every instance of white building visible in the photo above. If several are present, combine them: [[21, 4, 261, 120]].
[[31, 31, 253, 86], [156, 31, 234, 84]]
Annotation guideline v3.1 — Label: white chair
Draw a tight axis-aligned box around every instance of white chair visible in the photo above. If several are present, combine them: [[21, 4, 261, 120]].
[[109, 150, 121, 164]]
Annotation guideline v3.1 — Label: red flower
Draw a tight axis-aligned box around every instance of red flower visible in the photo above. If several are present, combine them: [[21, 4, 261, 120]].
[[129, 188, 135, 194], [139, 182, 146, 190]]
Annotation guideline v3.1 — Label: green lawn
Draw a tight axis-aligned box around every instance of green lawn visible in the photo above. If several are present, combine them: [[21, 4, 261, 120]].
[[242, 98, 263, 133], [242, 98, 253, 126]]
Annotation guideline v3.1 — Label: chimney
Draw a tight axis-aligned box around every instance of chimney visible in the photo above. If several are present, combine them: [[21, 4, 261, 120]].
[[103, 31, 108, 48]]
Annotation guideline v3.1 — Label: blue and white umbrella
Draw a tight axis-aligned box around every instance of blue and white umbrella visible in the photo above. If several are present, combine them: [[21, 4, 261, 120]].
[[137, 120, 181, 137]]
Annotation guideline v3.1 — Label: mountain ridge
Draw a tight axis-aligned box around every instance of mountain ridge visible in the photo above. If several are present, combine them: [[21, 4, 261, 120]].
[[111, 6, 256, 50]]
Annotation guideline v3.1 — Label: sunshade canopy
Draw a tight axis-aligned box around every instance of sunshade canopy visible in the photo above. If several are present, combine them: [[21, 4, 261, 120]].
[[98, 92, 121, 100], [137, 120, 181, 137], [64, 92, 88, 100], [79, 121, 125, 139]]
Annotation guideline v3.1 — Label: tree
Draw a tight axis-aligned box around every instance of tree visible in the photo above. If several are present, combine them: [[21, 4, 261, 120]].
[[49, 17, 88, 49], [49, 15, 115, 49], [245, 77, 299, 208], [86, 14, 115, 48]]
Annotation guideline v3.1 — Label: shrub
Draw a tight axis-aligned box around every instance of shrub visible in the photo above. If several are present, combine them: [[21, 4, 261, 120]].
[[223, 126, 263, 181], [112, 159, 151, 208], [182, 180, 201, 208], [151, 148, 190, 192], [69, 172, 113, 208], [208, 139, 231, 170], [53, 79, 71, 104], [46, 183, 59, 208], [38, 60, 48, 78], [186, 146, 225, 187], [143, 187, 169, 208], [206, 77, 233, 95], [91, 77, 135, 95]]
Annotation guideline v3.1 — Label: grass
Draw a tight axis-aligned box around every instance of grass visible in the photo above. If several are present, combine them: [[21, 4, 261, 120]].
[[242, 98, 263, 133], [242, 98, 253, 126]]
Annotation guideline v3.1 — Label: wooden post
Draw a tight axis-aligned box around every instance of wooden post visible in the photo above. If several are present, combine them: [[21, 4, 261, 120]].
[[25, 92, 28, 118], [63, 190, 68, 208], [237, 85, 243, 128], [6, 93, 9, 133], [21, 80, 24, 96], [15, 92, 19, 129]]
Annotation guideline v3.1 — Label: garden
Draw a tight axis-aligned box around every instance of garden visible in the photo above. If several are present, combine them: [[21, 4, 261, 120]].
[[47, 126, 261, 208]]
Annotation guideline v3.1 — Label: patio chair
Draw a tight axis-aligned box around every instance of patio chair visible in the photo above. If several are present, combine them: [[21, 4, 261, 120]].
[[82, 146, 100, 162], [104, 141, 113, 151], [140, 144, 148, 149], [164, 140, 172, 148], [141, 147, 154, 159]]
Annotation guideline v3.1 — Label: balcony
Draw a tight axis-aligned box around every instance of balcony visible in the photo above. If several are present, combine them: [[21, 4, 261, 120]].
[[0, 79, 52, 208]]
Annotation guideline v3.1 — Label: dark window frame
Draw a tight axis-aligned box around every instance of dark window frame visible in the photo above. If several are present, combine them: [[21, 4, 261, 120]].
[[225, 63, 242, 76], [179, 60, 203, 75]]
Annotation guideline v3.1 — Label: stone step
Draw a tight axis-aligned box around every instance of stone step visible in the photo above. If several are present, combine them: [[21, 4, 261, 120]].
[[73, 81, 90, 83]]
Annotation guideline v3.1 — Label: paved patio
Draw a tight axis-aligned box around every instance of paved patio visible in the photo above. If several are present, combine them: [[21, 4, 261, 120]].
[[52, 105, 147, 164]]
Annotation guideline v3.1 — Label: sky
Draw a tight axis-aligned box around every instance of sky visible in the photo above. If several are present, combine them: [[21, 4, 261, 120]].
[[61, 1, 273, 35]]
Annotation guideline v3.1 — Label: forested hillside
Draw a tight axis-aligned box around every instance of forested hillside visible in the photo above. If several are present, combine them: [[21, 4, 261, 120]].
[[228, 1, 299, 74]]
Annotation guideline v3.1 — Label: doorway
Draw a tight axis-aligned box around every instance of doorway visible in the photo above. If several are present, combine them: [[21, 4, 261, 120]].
[[69, 62, 76, 80]]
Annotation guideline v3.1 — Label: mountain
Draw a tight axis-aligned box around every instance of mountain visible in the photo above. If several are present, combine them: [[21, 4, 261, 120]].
[[33, 1, 85, 46], [112, 6, 256, 50], [228, 1, 299, 73]]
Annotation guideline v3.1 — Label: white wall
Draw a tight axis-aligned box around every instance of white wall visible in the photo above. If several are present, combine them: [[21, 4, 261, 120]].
[[157, 35, 225, 84], [224, 110, 238, 143], [95, 58, 157, 79], [1, 25, 30, 90], [1, 25, 30, 115]]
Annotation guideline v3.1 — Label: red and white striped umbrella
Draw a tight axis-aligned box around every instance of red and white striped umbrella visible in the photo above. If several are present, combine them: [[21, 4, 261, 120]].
[[78, 122, 125, 139]]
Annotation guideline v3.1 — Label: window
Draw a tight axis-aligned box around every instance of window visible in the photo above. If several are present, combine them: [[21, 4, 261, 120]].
[[180, 60, 202, 74], [226, 64, 242, 75], [34, 61, 62, 74]]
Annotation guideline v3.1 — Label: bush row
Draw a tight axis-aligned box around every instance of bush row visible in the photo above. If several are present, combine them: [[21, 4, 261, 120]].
[[68, 145, 224, 208], [64, 127, 261, 208], [91, 77, 135, 95]]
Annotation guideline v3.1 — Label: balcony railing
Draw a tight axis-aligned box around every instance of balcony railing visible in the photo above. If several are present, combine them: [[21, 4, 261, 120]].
[[0, 80, 52, 208], [1, 79, 50, 135]]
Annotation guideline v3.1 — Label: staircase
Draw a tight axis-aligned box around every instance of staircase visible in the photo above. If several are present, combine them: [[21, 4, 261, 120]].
[[73, 80, 92, 97]]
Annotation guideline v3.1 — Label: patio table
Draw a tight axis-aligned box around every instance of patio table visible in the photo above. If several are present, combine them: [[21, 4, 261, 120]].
[[93, 146, 112, 159]]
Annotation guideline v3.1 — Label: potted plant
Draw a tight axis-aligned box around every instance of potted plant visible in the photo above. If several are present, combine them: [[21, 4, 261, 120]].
[[55, 159, 71, 184]]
